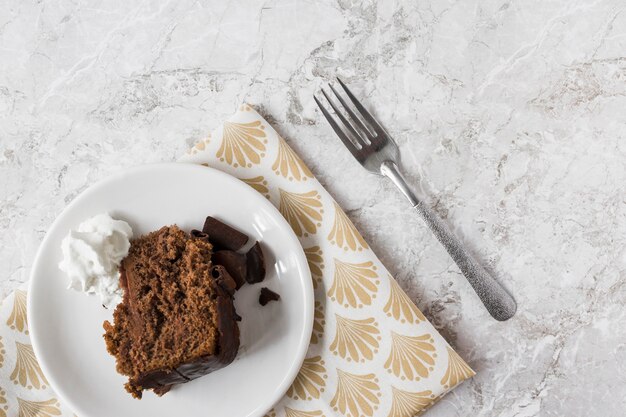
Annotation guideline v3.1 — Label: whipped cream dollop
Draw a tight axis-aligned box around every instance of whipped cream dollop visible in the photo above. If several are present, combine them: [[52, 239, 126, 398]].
[[59, 213, 133, 308]]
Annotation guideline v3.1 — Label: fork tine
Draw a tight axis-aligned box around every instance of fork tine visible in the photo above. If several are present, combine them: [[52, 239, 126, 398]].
[[328, 84, 373, 142], [320, 88, 367, 147], [314, 95, 364, 162], [336, 77, 388, 140]]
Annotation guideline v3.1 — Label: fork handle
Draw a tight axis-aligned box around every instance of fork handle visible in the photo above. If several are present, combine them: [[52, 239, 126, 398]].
[[381, 161, 517, 321]]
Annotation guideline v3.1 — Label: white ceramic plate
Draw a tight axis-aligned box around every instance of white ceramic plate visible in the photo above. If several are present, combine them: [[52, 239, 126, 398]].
[[28, 163, 313, 417]]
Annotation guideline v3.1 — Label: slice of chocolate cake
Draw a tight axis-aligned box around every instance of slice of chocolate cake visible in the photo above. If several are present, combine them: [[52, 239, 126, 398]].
[[103, 225, 240, 398]]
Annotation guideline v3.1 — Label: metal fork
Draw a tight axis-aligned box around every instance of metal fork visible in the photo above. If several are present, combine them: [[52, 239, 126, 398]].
[[315, 78, 517, 321]]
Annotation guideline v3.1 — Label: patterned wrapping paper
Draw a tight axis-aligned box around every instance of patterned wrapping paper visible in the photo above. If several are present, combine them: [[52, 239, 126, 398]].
[[0, 104, 473, 417]]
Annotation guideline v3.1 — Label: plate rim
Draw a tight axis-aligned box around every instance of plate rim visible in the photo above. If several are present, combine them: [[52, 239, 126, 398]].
[[27, 162, 314, 417]]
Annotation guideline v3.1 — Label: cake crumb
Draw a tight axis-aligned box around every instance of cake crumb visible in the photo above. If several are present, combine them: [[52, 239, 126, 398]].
[[259, 287, 280, 306]]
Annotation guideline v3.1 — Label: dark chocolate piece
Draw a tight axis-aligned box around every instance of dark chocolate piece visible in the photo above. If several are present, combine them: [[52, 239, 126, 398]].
[[202, 216, 249, 251], [211, 265, 237, 296], [245, 242, 266, 284], [132, 267, 240, 393], [190, 229, 210, 241], [259, 287, 280, 306], [213, 250, 247, 290]]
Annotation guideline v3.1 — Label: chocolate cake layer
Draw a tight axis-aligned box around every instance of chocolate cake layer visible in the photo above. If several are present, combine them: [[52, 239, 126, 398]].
[[103, 226, 241, 399], [131, 266, 240, 394]]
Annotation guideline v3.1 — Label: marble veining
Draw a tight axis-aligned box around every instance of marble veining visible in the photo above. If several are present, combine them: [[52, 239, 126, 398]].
[[1, 0, 625, 415]]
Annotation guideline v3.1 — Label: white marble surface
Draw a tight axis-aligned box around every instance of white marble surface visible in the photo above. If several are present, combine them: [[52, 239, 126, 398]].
[[1, 0, 625, 415]]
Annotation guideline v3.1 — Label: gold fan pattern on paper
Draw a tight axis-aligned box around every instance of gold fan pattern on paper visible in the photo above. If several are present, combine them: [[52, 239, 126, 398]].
[[279, 189, 324, 237], [311, 301, 325, 345], [330, 315, 380, 363], [11, 342, 48, 389], [387, 386, 435, 417], [384, 332, 437, 381], [383, 276, 425, 324], [327, 202, 369, 251], [284, 408, 325, 417], [440, 346, 475, 388], [7, 290, 28, 333], [217, 121, 268, 167], [0, 388, 7, 417], [16, 398, 61, 417], [331, 370, 381, 417], [304, 246, 325, 289], [328, 259, 379, 308], [241, 176, 270, 198], [287, 356, 327, 400], [273, 136, 313, 181]]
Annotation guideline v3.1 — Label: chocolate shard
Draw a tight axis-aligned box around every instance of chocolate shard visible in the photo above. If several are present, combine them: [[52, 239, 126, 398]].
[[213, 250, 247, 290], [190, 229, 210, 242], [211, 265, 237, 296], [259, 287, 280, 306], [245, 242, 266, 284], [202, 216, 249, 251]]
